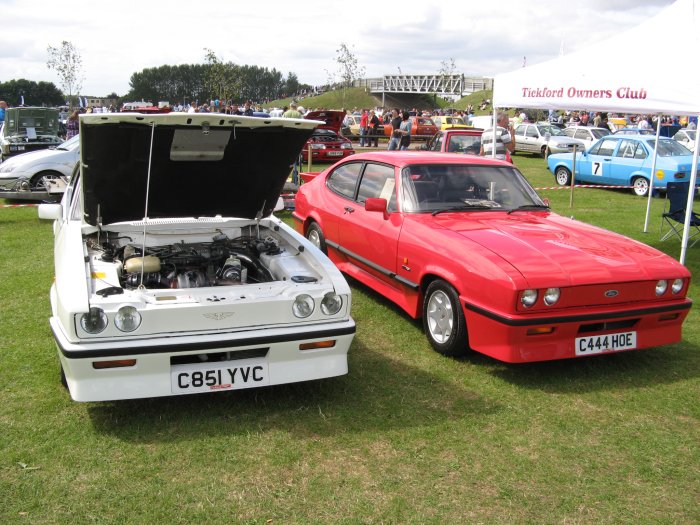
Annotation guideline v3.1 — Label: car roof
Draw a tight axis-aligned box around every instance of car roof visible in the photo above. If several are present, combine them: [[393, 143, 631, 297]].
[[333, 150, 511, 168]]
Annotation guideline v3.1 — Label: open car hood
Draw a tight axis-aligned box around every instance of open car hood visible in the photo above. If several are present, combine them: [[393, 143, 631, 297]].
[[79, 113, 319, 226], [305, 110, 345, 133], [2, 107, 61, 139]]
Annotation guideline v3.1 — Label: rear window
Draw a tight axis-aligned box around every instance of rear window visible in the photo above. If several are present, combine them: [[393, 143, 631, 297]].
[[647, 139, 692, 156]]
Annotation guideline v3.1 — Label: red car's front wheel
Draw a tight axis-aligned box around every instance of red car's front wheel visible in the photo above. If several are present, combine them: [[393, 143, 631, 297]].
[[422, 280, 469, 357]]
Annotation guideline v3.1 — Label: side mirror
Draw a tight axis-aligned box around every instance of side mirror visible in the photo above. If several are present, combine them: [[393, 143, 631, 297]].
[[38, 203, 62, 220], [365, 198, 389, 220]]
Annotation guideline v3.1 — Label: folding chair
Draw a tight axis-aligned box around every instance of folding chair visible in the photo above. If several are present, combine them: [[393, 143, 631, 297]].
[[660, 181, 700, 247]]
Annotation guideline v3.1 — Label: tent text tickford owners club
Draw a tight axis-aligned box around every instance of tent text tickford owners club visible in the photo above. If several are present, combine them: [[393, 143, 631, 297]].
[[521, 87, 648, 101]]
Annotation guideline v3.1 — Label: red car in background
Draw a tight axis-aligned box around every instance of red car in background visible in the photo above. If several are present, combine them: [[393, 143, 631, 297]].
[[294, 151, 691, 363], [424, 128, 513, 163], [301, 110, 354, 162], [383, 116, 438, 141]]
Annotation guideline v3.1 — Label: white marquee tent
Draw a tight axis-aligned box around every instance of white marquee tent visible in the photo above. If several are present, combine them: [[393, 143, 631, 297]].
[[493, 0, 700, 264]]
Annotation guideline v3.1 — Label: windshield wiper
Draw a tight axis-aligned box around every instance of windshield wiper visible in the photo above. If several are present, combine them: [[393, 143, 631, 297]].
[[432, 204, 497, 216], [507, 204, 550, 214]]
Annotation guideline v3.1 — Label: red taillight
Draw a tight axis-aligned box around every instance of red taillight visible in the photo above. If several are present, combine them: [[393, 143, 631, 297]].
[[92, 359, 137, 369]]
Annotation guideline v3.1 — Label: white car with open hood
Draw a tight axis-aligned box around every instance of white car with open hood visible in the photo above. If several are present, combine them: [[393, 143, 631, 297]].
[[39, 113, 355, 402]]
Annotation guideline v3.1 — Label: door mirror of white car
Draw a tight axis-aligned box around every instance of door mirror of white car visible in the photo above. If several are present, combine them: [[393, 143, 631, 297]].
[[38, 203, 62, 220], [274, 197, 285, 212]]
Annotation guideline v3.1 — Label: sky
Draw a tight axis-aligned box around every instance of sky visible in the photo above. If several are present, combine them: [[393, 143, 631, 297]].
[[0, 0, 675, 98]]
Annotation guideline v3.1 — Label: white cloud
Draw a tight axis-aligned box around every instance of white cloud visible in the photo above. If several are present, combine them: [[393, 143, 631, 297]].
[[0, 0, 675, 97]]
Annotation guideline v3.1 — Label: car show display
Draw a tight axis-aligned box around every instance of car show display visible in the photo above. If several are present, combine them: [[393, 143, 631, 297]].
[[38, 113, 355, 402], [294, 151, 691, 363]]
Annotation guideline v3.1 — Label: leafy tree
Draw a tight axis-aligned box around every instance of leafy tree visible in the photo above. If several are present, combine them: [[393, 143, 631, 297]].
[[334, 43, 365, 89], [46, 41, 84, 107], [438, 58, 457, 91], [0, 79, 64, 107]]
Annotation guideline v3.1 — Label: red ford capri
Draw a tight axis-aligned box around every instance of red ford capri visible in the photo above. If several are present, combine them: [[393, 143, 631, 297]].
[[293, 151, 692, 363]]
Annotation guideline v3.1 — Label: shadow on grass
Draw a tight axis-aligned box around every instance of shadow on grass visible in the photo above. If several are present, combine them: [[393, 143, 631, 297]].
[[87, 340, 499, 443], [484, 342, 700, 394]]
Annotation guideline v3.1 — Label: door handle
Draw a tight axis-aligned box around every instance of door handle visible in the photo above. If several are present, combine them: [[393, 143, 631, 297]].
[[344, 206, 355, 214]]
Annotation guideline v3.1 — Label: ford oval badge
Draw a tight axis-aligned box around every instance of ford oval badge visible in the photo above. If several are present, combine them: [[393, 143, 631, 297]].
[[605, 290, 619, 298]]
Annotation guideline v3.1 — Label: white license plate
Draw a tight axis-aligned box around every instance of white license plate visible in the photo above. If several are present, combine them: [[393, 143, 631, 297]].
[[327, 151, 343, 156], [171, 357, 269, 394], [575, 331, 637, 356]]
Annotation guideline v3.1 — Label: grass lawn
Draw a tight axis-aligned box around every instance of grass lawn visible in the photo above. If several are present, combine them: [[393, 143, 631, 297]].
[[0, 154, 698, 524]]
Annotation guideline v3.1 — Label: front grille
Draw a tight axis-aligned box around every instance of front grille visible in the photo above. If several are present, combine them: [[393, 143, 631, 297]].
[[578, 319, 638, 334], [170, 347, 269, 365]]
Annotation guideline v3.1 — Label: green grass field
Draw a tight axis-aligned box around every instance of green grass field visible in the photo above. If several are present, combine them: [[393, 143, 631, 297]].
[[1, 154, 698, 524]]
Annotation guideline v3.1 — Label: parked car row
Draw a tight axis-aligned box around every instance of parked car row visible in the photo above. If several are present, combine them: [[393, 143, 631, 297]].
[[35, 113, 693, 403]]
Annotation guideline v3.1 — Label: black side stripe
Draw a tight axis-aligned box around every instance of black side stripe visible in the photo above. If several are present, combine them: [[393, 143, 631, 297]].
[[326, 240, 420, 291]]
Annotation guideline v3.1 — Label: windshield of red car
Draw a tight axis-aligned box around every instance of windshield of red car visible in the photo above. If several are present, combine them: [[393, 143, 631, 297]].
[[400, 164, 545, 213]]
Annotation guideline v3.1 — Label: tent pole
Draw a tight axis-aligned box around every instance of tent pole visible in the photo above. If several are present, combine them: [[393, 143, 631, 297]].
[[570, 144, 576, 208], [643, 114, 663, 232], [491, 107, 497, 159], [680, 117, 700, 265]]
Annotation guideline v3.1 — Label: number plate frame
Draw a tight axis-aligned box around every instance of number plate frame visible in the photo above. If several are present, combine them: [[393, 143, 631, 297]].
[[575, 331, 637, 356], [171, 357, 269, 394]]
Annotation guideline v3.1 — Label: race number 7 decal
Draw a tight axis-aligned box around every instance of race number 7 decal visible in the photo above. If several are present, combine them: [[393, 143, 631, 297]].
[[592, 162, 603, 176]]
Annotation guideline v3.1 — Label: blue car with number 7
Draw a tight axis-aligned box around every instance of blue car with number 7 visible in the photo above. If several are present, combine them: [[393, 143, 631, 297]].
[[547, 134, 696, 196]]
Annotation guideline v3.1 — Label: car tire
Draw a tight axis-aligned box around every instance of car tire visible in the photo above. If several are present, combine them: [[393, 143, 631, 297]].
[[422, 280, 469, 357], [631, 176, 649, 197], [30, 170, 63, 191], [554, 167, 572, 187], [306, 222, 327, 255]]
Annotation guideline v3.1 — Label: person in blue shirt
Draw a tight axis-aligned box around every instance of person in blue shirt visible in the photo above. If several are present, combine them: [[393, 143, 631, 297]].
[[0, 101, 7, 123]]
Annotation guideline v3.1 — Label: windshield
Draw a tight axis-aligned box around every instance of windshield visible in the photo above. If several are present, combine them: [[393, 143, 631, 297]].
[[536, 125, 565, 136], [646, 138, 692, 156], [401, 163, 545, 213]]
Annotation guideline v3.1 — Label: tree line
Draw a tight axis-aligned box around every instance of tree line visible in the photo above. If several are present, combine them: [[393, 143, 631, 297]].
[[0, 79, 65, 107], [125, 61, 308, 105]]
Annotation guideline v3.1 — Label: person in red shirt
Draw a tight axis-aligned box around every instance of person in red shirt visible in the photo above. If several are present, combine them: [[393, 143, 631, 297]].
[[359, 109, 369, 147]]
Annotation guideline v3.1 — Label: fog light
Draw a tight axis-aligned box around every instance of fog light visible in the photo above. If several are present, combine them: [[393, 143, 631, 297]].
[[320, 292, 342, 315], [655, 280, 668, 296], [293, 294, 315, 318], [543, 288, 560, 306], [520, 289, 538, 308], [114, 306, 142, 332], [80, 307, 108, 334], [671, 279, 684, 294]]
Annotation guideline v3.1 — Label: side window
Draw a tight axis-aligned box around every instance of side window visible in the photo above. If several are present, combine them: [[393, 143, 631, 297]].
[[616, 139, 636, 158], [590, 138, 617, 156], [633, 142, 648, 159], [564, 128, 575, 138], [327, 162, 362, 199], [526, 126, 538, 138], [432, 133, 444, 151], [515, 125, 526, 137], [356, 163, 397, 212], [575, 130, 588, 141]]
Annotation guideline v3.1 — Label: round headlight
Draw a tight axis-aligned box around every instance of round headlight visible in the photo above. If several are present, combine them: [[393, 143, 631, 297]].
[[655, 280, 668, 296], [320, 292, 343, 315], [520, 289, 538, 308], [671, 278, 684, 294], [114, 306, 142, 332], [293, 294, 315, 318], [80, 307, 108, 334], [543, 288, 561, 306]]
